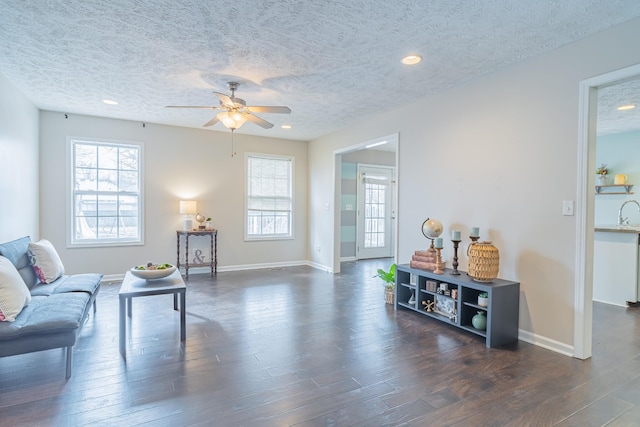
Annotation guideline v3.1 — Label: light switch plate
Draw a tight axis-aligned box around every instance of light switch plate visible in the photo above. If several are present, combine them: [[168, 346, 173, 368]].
[[563, 200, 574, 216]]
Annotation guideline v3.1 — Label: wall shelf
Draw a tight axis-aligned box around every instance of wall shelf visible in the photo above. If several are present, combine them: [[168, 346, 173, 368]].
[[595, 184, 634, 195]]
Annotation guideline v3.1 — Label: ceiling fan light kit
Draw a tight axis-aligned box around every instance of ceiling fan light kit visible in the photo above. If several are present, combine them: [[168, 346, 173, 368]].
[[166, 81, 291, 132], [217, 111, 247, 130]]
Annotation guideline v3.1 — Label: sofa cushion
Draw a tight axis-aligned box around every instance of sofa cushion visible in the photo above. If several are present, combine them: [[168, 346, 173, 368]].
[[0, 236, 37, 289], [0, 292, 89, 340], [0, 256, 32, 322], [29, 239, 65, 284], [30, 273, 102, 297]]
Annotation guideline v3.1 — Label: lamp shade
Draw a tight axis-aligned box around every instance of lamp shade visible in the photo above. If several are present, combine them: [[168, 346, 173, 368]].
[[179, 200, 197, 215], [218, 111, 248, 130]]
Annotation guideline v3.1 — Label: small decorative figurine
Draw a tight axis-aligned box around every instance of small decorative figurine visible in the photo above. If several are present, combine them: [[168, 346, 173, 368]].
[[422, 300, 435, 312]]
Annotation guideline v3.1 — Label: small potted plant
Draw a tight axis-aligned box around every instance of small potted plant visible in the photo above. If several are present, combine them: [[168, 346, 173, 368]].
[[478, 292, 488, 307], [374, 263, 396, 305], [596, 163, 609, 185], [205, 217, 212, 229]]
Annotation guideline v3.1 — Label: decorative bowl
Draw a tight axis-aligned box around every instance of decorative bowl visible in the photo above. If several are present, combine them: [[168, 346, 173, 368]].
[[130, 264, 177, 280]]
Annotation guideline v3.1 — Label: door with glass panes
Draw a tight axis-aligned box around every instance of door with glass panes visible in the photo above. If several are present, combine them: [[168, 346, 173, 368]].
[[356, 165, 395, 259]]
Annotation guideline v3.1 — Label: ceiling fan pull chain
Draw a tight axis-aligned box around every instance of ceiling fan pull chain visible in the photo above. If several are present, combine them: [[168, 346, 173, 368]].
[[231, 129, 237, 157]]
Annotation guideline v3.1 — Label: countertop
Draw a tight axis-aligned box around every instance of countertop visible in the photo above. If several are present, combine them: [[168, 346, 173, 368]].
[[595, 224, 640, 233]]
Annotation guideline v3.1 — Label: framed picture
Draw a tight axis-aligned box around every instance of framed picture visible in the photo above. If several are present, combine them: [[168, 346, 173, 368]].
[[434, 295, 456, 319]]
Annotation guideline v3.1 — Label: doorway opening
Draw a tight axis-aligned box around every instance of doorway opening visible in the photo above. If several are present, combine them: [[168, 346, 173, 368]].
[[576, 63, 640, 359], [332, 133, 399, 274]]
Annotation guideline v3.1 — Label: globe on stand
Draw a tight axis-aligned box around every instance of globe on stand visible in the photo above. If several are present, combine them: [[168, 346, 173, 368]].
[[421, 218, 445, 274], [421, 218, 443, 248]]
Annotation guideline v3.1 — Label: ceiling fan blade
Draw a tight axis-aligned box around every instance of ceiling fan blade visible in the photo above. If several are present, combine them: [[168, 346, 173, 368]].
[[203, 116, 220, 127], [213, 91, 234, 106], [166, 105, 220, 109], [245, 113, 274, 129], [246, 106, 291, 114]]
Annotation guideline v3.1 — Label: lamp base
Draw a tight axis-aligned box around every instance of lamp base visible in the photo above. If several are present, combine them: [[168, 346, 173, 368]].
[[183, 218, 193, 231]]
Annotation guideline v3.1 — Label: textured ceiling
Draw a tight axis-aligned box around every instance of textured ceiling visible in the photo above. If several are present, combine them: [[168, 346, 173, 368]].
[[597, 77, 640, 136], [1, 1, 639, 141]]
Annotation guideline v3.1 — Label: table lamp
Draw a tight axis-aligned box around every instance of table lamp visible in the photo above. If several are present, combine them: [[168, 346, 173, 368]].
[[179, 200, 197, 231]]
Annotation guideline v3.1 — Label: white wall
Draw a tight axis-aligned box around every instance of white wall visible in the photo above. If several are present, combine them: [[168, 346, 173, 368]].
[[0, 73, 39, 242], [595, 130, 640, 225], [308, 17, 640, 351], [39, 112, 308, 275]]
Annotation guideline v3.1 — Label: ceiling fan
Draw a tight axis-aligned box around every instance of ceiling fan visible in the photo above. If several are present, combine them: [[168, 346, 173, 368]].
[[166, 82, 291, 131]]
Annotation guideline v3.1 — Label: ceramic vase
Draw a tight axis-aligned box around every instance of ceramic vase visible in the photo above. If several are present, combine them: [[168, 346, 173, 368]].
[[472, 311, 487, 330]]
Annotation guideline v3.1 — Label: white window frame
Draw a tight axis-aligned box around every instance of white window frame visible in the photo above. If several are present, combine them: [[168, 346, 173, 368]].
[[67, 137, 144, 248], [245, 153, 294, 241]]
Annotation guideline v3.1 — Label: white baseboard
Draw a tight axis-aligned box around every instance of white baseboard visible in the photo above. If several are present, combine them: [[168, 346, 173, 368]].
[[101, 260, 331, 283], [592, 298, 628, 308], [215, 260, 309, 272], [518, 329, 574, 357], [340, 256, 357, 262]]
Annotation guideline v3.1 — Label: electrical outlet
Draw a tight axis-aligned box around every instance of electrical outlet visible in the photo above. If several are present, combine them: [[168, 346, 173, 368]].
[[314, 244, 321, 252], [562, 200, 574, 216]]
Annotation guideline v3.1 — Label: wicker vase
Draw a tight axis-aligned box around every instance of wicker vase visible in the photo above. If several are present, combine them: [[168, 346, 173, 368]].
[[384, 289, 394, 305], [467, 241, 500, 282]]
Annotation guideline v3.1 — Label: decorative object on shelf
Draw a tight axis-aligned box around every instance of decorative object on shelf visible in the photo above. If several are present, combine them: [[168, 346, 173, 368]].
[[422, 218, 443, 248], [410, 249, 437, 270], [478, 292, 489, 307], [615, 174, 628, 185], [434, 295, 457, 320], [179, 200, 197, 231], [205, 217, 213, 229], [468, 241, 500, 282], [192, 249, 206, 264], [434, 245, 445, 274], [408, 289, 416, 305], [451, 230, 462, 275], [451, 289, 458, 299], [426, 280, 437, 292], [374, 263, 396, 305], [596, 163, 609, 185], [195, 213, 207, 229], [472, 311, 487, 330], [422, 299, 434, 312], [413, 217, 443, 271]]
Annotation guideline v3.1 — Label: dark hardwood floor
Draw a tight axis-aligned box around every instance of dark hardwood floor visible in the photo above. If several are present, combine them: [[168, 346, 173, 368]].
[[1, 259, 640, 426]]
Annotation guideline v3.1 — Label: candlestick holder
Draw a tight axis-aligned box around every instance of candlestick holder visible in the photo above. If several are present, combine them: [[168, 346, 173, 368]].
[[434, 247, 445, 274], [451, 239, 461, 275]]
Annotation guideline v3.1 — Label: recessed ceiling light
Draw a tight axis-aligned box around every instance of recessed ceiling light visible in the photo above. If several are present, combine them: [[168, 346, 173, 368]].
[[102, 99, 118, 105], [617, 104, 636, 111], [402, 55, 422, 65], [281, 125, 292, 129]]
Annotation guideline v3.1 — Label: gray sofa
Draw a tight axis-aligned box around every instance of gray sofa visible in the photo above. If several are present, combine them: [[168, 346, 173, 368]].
[[0, 236, 102, 378]]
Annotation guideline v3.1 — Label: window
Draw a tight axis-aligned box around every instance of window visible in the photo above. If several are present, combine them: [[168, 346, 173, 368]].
[[246, 154, 293, 240], [69, 138, 143, 246]]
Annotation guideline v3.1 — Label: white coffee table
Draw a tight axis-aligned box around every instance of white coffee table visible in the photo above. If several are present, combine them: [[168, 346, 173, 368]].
[[119, 269, 186, 357]]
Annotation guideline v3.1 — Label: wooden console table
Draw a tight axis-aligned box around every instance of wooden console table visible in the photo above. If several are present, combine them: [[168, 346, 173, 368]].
[[176, 229, 217, 279]]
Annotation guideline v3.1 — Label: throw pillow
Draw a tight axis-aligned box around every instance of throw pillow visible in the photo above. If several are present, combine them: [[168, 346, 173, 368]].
[[0, 256, 31, 322], [28, 239, 65, 284]]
